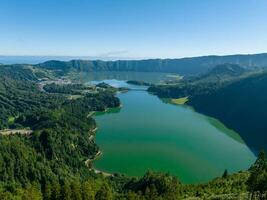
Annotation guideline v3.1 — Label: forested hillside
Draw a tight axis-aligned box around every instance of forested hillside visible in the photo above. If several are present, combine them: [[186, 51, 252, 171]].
[[0, 64, 266, 199], [0, 64, 120, 189], [189, 71, 267, 152], [149, 64, 267, 152], [36, 53, 267, 76], [148, 64, 251, 98], [0, 65, 56, 129]]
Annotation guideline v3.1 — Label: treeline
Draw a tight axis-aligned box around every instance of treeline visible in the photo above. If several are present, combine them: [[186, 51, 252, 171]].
[[0, 66, 64, 129], [0, 92, 119, 187], [43, 83, 90, 94], [37, 53, 267, 76], [148, 64, 249, 99], [0, 64, 266, 199], [0, 64, 120, 188], [0, 65, 38, 81], [149, 64, 267, 151], [188, 71, 267, 152], [0, 151, 266, 199], [126, 80, 152, 86]]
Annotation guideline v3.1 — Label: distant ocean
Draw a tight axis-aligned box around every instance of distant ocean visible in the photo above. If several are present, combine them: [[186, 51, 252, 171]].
[[0, 56, 87, 64], [0, 56, 143, 65]]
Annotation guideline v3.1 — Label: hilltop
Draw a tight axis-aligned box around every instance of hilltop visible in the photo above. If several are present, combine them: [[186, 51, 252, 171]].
[[32, 53, 267, 76], [149, 64, 267, 152]]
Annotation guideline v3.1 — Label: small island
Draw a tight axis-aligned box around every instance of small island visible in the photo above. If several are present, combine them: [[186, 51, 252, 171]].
[[126, 80, 152, 86]]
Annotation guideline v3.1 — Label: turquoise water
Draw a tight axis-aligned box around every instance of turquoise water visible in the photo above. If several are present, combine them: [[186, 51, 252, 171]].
[[91, 78, 255, 183]]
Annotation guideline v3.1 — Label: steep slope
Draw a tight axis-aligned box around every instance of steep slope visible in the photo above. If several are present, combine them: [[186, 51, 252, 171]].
[[148, 64, 267, 152], [206, 63, 246, 75], [189, 72, 267, 152], [148, 64, 250, 98], [0, 64, 266, 199], [37, 53, 267, 76], [193, 63, 246, 82], [0, 64, 120, 186]]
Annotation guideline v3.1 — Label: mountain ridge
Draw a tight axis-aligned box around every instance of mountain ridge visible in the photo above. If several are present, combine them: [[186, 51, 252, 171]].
[[34, 53, 267, 76], [148, 64, 267, 152]]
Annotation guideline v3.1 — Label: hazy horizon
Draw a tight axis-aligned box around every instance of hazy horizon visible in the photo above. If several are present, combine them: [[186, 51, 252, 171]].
[[1, 52, 267, 65]]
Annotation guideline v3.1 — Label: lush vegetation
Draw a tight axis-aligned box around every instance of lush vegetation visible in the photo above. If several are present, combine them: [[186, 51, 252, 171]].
[[148, 64, 250, 99], [43, 83, 91, 95], [126, 80, 152, 86], [96, 82, 129, 93], [0, 64, 266, 199], [149, 64, 267, 152], [0, 64, 119, 189], [37, 53, 267, 76], [0, 65, 63, 129], [0, 150, 266, 199], [188, 71, 267, 152]]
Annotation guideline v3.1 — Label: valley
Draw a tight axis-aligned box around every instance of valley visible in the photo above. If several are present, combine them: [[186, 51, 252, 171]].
[[91, 79, 255, 183], [0, 60, 266, 199], [2, 1, 267, 199]]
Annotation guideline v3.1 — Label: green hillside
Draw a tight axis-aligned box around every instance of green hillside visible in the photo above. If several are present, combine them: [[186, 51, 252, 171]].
[[0, 64, 266, 199], [36, 53, 267, 76], [189, 71, 267, 152], [0, 64, 120, 186], [149, 64, 267, 152]]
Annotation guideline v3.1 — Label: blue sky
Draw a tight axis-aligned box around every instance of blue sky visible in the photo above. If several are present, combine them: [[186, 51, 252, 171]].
[[1, 0, 267, 59]]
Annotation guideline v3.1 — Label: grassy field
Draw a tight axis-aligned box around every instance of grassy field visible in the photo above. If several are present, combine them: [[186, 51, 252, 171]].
[[170, 97, 189, 105]]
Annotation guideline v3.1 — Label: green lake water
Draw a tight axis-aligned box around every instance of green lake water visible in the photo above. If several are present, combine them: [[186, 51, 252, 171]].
[[90, 74, 256, 184]]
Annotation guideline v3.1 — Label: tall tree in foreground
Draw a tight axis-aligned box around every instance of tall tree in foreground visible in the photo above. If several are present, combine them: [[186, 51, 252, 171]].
[[247, 150, 267, 200], [95, 182, 113, 200]]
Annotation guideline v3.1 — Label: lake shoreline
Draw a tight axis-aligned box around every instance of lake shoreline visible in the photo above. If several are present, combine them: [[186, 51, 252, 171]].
[[92, 80, 255, 184]]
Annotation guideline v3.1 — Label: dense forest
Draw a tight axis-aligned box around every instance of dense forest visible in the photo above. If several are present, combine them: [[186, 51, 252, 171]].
[[148, 64, 267, 152], [0, 63, 266, 199], [36, 53, 267, 76], [188, 71, 267, 152], [43, 83, 91, 95], [0, 64, 120, 195], [126, 80, 152, 86], [148, 64, 255, 98]]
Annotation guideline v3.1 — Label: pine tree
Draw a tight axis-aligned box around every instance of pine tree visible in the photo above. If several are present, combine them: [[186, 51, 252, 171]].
[[51, 182, 61, 200], [61, 181, 71, 200], [247, 150, 267, 199], [43, 183, 52, 200], [95, 182, 113, 200], [82, 181, 95, 200], [71, 181, 82, 200], [222, 169, 228, 178], [22, 184, 43, 200], [149, 184, 158, 200]]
